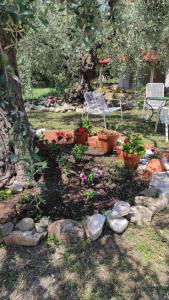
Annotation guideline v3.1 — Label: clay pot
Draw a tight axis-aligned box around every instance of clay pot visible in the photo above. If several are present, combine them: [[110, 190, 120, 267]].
[[123, 152, 140, 170], [97, 130, 120, 154]]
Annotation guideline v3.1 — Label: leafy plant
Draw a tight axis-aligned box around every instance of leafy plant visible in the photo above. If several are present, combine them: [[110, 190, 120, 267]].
[[84, 190, 95, 200], [0, 189, 12, 201], [71, 144, 87, 161], [122, 134, 145, 156], [87, 171, 94, 184], [79, 116, 92, 135], [47, 234, 60, 245], [59, 157, 71, 176]]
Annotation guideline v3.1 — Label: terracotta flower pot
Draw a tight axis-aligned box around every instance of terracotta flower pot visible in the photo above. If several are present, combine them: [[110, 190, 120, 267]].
[[97, 130, 121, 154], [123, 152, 140, 170]]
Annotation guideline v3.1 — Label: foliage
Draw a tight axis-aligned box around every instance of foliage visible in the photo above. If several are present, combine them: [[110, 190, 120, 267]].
[[0, 189, 12, 201], [71, 144, 87, 161], [79, 116, 92, 135], [87, 170, 94, 185], [17, 0, 103, 94], [122, 134, 145, 156], [84, 190, 95, 200]]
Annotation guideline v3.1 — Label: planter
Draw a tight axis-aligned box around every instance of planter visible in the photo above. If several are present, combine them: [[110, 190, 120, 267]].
[[97, 130, 120, 154], [75, 130, 88, 145], [87, 136, 101, 150], [114, 146, 124, 161], [123, 152, 140, 170], [44, 130, 75, 144]]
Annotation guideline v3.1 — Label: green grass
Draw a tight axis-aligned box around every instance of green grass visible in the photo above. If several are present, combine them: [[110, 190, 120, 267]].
[[24, 87, 57, 100]]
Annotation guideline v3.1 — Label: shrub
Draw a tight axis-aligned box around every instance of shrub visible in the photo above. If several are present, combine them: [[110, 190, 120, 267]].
[[71, 144, 87, 161]]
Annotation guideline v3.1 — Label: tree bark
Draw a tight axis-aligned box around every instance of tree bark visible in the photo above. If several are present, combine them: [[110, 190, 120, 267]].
[[0, 29, 33, 187]]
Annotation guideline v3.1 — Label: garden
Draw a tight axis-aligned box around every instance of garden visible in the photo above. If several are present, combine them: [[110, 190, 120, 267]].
[[1, 1, 169, 299]]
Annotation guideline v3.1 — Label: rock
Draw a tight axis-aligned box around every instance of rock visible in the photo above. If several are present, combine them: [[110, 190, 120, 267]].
[[15, 218, 34, 232], [84, 213, 106, 241], [48, 219, 85, 244], [129, 206, 154, 226], [136, 164, 147, 176], [35, 223, 46, 233], [140, 187, 158, 198], [39, 216, 49, 228], [109, 201, 130, 218], [36, 128, 45, 138], [12, 183, 24, 194], [149, 172, 169, 193], [4, 230, 46, 246], [61, 174, 69, 185], [107, 215, 129, 234], [0, 222, 14, 237], [134, 196, 167, 214]]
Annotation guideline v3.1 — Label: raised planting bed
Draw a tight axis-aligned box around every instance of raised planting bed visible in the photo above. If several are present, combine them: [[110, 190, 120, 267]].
[[44, 130, 75, 144]]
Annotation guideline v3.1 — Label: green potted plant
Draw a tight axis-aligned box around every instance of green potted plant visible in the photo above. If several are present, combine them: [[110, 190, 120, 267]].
[[75, 116, 92, 145], [122, 134, 145, 169], [97, 129, 121, 154]]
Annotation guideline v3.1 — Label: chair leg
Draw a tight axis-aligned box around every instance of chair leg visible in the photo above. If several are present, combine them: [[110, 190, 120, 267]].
[[103, 114, 107, 129], [142, 99, 146, 114], [146, 108, 149, 120], [120, 108, 123, 121], [155, 117, 159, 133], [165, 123, 168, 142]]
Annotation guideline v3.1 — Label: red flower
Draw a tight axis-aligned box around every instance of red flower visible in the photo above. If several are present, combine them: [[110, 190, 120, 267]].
[[124, 138, 129, 143], [77, 128, 86, 134]]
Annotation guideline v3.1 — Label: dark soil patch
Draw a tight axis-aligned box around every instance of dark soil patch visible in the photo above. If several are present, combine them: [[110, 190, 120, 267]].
[[16, 145, 148, 222]]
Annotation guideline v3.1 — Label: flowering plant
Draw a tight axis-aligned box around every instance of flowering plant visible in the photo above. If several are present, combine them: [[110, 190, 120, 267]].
[[80, 168, 103, 184], [80, 172, 87, 182], [76, 127, 86, 134], [92, 168, 103, 178], [122, 134, 145, 156]]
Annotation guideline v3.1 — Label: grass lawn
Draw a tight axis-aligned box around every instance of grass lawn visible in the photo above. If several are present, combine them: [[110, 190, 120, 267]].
[[0, 210, 169, 299], [24, 87, 57, 101], [28, 108, 169, 149]]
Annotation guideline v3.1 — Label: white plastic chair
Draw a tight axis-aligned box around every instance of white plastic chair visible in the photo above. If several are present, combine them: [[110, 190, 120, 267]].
[[143, 83, 165, 119], [155, 107, 169, 142], [83, 91, 123, 129]]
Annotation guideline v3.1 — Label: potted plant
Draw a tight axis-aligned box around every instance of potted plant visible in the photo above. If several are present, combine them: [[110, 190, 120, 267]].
[[122, 134, 145, 169], [97, 129, 121, 154], [75, 127, 88, 145]]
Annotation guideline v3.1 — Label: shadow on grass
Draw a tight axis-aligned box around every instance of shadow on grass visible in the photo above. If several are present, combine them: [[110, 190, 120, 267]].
[[0, 220, 169, 300]]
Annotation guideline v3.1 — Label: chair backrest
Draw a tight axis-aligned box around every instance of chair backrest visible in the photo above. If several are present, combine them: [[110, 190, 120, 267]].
[[93, 92, 107, 110], [146, 83, 165, 108], [159, 107, 169, 124], [84, 91, 107, 112]]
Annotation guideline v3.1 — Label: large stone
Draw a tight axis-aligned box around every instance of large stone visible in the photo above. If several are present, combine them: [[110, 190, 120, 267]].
[[48, 219, 85, 244], [0, 222, 14, 237], [12, 183, 24, 194], [84, 213, 106, 241], [35, 223, 46, 233], [149, 172, 169, 193], [4, 230, 46, 246], [109, 201, 130, 218], [129, 206, 154, 226], [140, 187, 158, 198], [134, 196, 167, 214], [39, 216, 49, 228], [15, 218, 34, 232], [107, 215, 129, 234]]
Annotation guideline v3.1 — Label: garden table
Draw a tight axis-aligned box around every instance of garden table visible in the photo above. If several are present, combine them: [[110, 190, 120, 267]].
[[146, 96, 169, 120]]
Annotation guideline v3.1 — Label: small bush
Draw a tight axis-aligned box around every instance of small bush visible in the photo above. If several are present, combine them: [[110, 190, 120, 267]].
[[71, 144, 87, 161]]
